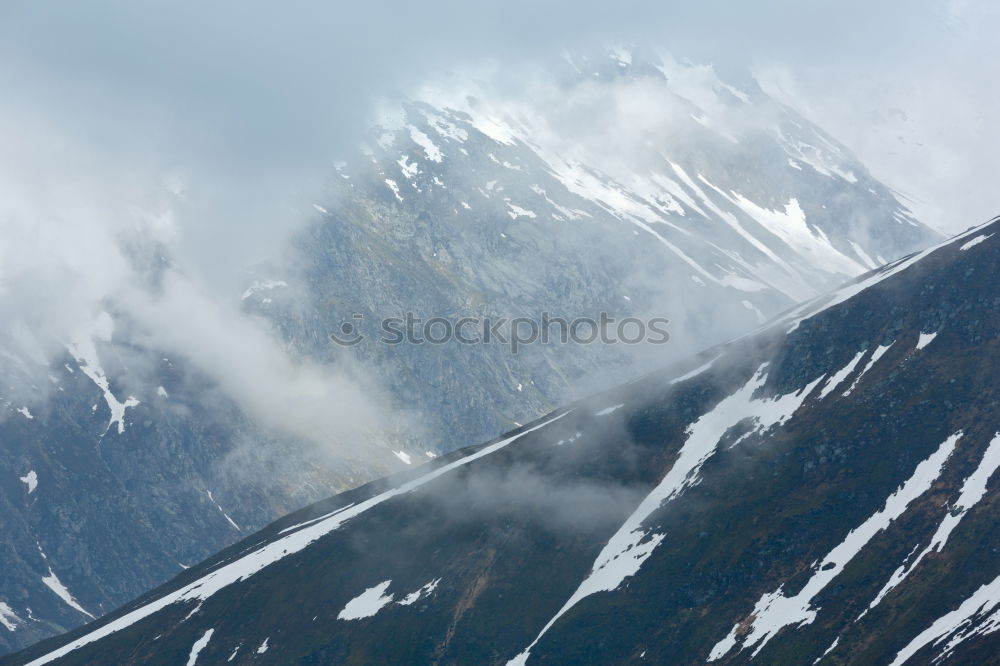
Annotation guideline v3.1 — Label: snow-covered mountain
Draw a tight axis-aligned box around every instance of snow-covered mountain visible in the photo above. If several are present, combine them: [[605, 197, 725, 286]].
[[0, 49, 939, 655], [11, 217, 997, 665], [267, 47, 938, 449]]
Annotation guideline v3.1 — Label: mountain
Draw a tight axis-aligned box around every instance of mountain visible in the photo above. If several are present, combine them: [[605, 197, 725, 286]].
[[0, 317, 406, 655], [280, 47, 938, 451], [0, 49, 939, 656], [11, 218, 997, 665]]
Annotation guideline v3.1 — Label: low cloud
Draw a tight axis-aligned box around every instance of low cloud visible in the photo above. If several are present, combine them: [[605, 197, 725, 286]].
[[0, 93, 402, 453], [124, 271, 396, 450], [0, 0, 993, 450]]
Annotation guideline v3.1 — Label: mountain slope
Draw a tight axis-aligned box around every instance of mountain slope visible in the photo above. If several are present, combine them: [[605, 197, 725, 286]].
[[0, 326, 404, 655], [11, 218, 998, 665]]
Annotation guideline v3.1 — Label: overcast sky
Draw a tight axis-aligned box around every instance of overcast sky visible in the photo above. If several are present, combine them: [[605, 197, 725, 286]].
[[1, 0, 995, 236]]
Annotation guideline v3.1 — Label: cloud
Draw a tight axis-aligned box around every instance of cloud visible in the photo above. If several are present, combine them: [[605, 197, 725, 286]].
[[0, 0, 992, 448], [752, 2, 1000, 233], [1, 1, 987, 243], [0, 84, 403, 452], [123, 271, 398, 451]]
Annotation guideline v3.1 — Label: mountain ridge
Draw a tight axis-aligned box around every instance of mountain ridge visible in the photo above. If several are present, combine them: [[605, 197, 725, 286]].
[[9, 217, 997, 665]]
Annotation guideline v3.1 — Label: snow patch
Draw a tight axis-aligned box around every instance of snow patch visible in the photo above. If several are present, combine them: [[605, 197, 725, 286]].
[[849, 241, 878, 270], [960, 233, 993, 251], [916, 331, 938, 351], [470, 115, 517, 145], [817, 351, 866, 400], [384, 178, 404, 202], [506, 203, 537, 220], [814, 637, 840, 664], [186, 629, 214, 666], [397, 154, 419, 179], [668, 354, 722, 386], [408, 126, 443, 162], [842, 342, 894, 397], [0, 603, 21, 632], [42, 567, 95, 620], [719, 274, 769, 292], [66, 312, 140, 436], [240, 280, 288, 301], [277, 503, 358, 536], [206, 491, 241, 532], [421, 109, 469, 143], [554, 433, 582, 447], [398, 578, 441, 606], [608, 46, 632, 67], [728, 194, 864, 277], [20, 470, 38, 494], [338, 581, 395, 620]]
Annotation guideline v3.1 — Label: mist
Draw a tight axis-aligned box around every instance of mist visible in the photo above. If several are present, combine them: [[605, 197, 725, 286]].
[[1, 0, 994, 452]]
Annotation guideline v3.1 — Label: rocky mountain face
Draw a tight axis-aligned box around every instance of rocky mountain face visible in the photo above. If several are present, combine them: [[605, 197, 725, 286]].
[[11, 218, 997, 665], [0, 320, 405, 656], [0, 49, 939, 656], [276, 48, 938, 451]]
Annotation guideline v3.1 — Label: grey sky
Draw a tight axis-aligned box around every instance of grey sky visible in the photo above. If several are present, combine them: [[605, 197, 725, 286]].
[[1, 1, 991, 233]]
